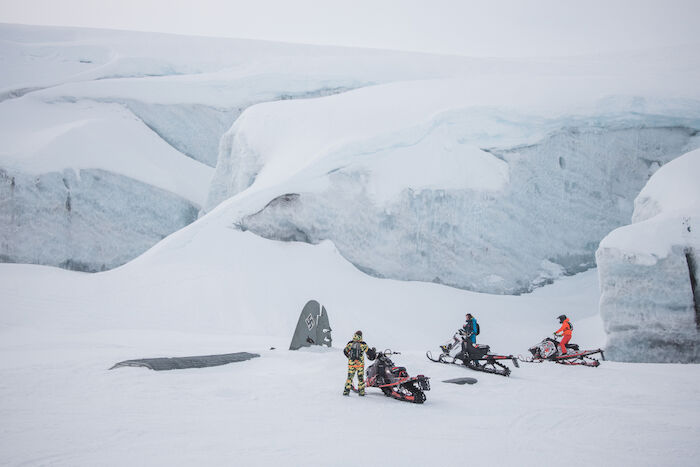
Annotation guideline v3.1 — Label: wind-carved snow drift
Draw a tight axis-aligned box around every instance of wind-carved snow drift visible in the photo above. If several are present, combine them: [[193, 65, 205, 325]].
[[597, 149, 700, 363], [210, 84, 700, 294]]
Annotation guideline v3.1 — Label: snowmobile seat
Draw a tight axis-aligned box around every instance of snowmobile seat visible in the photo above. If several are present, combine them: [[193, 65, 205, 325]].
[[462, 342, 489, 359], [565, 343, 579, 351]]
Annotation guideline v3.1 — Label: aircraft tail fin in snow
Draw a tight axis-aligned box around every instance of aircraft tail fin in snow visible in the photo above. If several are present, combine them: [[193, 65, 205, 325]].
[[289, 300, 332, 350]]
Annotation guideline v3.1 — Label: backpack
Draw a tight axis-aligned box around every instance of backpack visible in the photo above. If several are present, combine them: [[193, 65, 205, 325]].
[[346, 341, 363, 360], [568, 320, 573, 331], [474, 321, 480, 336]]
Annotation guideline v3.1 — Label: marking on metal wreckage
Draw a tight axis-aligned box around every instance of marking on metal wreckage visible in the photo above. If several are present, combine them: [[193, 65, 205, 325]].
[[109, 352, 260, 371]]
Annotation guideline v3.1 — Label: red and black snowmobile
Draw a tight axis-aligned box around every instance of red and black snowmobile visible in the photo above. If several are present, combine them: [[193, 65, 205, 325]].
[[519, 337, 605, 367], [353, 349, 430, 403], [427, 340, 519, 377]]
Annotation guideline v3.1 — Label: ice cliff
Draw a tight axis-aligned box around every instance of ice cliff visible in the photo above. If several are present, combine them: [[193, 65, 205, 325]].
[[3, 23, 700, 286], [208, 80, 700, 294], [0, 168, 198, 271], [597, 149, 700, 362]]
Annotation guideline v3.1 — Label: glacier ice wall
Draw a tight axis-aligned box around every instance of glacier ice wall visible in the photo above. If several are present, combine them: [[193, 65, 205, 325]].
[[232, 119, 699, 294], [119, 101, 241, 167], [597, 149, 700, 362], [0, 168, 198, 271], [597, 245, 699, 362]]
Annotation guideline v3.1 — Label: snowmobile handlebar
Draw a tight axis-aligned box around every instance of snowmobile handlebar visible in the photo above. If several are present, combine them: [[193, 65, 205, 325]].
[[383, 349, 400, 357]]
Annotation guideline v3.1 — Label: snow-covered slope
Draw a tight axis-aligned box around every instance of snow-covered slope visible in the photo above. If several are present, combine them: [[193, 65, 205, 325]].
[[1, 198, 698, 465], [0, 23, 460, 271], [597, 148, 700, 362]]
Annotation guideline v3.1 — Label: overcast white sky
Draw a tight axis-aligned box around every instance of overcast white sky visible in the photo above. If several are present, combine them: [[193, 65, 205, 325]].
[[1, 0, 699, 58]]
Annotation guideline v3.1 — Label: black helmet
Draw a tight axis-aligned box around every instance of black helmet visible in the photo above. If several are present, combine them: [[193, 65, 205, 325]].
[[355, 330, 362, 337], [557, 315, 567, 322]]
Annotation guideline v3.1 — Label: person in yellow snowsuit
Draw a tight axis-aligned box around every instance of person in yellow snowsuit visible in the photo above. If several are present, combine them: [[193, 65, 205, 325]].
[[343, 330, 374, 396]]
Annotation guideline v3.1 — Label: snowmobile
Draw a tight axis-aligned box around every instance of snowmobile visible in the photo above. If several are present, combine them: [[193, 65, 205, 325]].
[[519, 336, 605, 367], [352, 349, 430, 403], [426, 339, 519, 377]]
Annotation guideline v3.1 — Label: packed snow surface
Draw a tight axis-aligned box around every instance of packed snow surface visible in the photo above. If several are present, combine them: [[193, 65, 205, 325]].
[[1, 218, 699, 465], [597, 149, 700, 362]]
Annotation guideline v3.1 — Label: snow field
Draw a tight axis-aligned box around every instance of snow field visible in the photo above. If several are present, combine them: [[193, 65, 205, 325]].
[[1, 231, 698, 466], [1, 327, 698, 466]]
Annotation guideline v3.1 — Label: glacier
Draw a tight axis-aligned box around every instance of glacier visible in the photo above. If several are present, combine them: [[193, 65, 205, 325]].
[[209, 80, 700, 294], [3, 23, 700, 295], [597, 148, 700, 362], [0, 24, 464, 272], [2, 20, 700, 464]]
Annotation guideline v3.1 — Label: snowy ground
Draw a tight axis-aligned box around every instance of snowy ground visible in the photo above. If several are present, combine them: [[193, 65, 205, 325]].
[[2, 334, 699, 466], [1, 254, 699, 465]]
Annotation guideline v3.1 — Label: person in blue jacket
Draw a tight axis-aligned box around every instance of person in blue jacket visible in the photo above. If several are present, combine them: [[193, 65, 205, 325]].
[[440, 313, 479, 355]]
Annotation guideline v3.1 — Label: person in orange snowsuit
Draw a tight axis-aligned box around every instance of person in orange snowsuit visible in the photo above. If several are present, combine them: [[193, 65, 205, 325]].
[[554, 314, 572, 354]]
